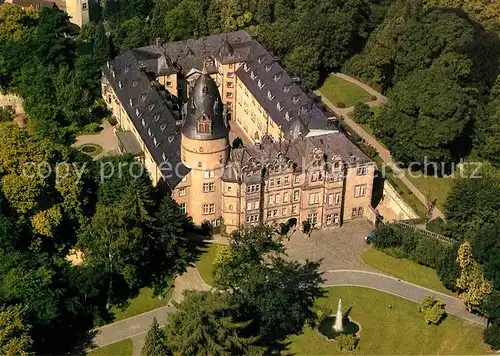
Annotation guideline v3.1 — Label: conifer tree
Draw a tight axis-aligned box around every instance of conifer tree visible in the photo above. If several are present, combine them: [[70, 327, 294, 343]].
[[141, 317, 170, 356]]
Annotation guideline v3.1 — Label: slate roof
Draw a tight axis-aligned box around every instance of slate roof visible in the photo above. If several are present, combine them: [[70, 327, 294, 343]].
[[229, 132, 372, 181], [101, 51, 190, 187], [181, 73, 229, 141]]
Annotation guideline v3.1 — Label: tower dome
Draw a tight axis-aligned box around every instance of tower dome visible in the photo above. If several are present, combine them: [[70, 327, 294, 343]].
[[181, 73, 228, 141]]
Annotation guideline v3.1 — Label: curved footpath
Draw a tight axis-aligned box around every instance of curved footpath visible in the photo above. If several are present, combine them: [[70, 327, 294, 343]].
[[323, 270, 485, 325], [91, 269, 485, 350]]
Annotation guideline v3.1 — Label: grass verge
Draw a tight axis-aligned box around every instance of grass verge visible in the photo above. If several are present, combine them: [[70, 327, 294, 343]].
[[404, 170, 454, 212], [195, 243, 222, 286], [111, 284, 173, 322], [288, 286, 489, 355], [88, 338, 133, 356], [319, 75, 372, 108], [361, 249, 453, 296]]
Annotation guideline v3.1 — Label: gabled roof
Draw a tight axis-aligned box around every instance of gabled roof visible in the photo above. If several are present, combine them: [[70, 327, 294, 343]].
[[101, 51, 190, 187]]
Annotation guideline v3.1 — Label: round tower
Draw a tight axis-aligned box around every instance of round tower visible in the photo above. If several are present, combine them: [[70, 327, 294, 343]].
[[180, 73, 230, 224]]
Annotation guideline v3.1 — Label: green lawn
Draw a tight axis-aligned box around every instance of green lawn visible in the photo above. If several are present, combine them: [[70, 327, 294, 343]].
[[111, 285, 173, 322], [319, 75, 372, 108], [195, 243, 222, 286], [404, 170, 454, 211], [361, 249, 454, 296], [88, 338, 133, 356], [288, 287, 489, 355]]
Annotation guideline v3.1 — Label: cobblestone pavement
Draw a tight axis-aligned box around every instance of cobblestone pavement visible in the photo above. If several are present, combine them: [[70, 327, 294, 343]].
[[323, 270, 486, 326], [284, 220, 375, 272]]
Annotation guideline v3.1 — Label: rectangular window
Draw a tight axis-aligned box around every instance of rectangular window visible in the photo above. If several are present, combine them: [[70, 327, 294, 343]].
[[308, 213, 318, 225], [210, 203, 215, 214], [275, 194, 280, 204], [82, 2, 87, 10], [247, 202, 253, 211], [328, 194, 334, 205], [311, 172, 318, 182], [269, 195, 274, 205], [319, 171, 324, 181], [326, 214, 332, 225], [254, 201, 259, 210], [335, 193, 341, 205], [203, 171, 210, 179], [334, 213, 340, 224], [226, 81, 234, 88], [226, 92, 233, 98], [281, 207, 287, 216], [292, 205, 298, 214], [227, 72, 234, 78], [246, 215, 251, 223], [283, 192, 289, 203], [357, 166, 368, 176], [179, 188, 186, 196], [308, 192, 319, 205], [203, 204, 210, 215], [352, 207, 363, 218], [354, 184, 366, 197], [284, 176, 290, 186], [273, 209, 278, 217], [276, 177, 281, 186], [179, 203, 186, 214], [166, 81, 172, 87], [270, 178, 275, 188], [267, 210, 272, 218], [293, 190, 300, 201], [203, 183, 215, 193], [294, 175, 300, 184]]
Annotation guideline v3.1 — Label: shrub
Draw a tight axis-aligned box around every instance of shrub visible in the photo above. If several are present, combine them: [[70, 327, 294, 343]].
[[199, 220, 213, 236], [436, 245, 460, 292], [312, 305, 333, 328], [483, 323, 500, 350], [336, 101, 346, 108], [81, 122, 102, 134], [213, 245, 232, 265], [426, 218, 447, 235], [373, 224, 403, 248], [108, 116, 118, 126], [360, 143, 378, 159], [0, 106, 13, 122], [353, 102, 373, 124], [419, 295, 446, 325], [336, 334, 358, 351], [302, 220, 312, 235], [232, 137, 244, 149]]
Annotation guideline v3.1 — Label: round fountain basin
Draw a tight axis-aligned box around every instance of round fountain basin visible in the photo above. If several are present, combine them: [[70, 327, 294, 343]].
[[318, 316, 360, 340]]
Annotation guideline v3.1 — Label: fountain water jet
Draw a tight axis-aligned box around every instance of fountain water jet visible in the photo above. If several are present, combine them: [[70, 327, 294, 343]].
[[334, 298, 343, 332]]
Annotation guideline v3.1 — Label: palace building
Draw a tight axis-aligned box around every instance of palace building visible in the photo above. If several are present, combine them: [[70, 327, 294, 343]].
[[101, 31, 375, 232]]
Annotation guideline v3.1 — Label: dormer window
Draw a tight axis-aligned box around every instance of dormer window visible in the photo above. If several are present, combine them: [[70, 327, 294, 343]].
[[135, 108, 141, 117], [301, 105, 308, 114], [129, 99, 133, 107], [285, 112, 291, 121], [153, 136, 158, 146], [273, 73, 281, 82], [162, 152, 167, 161], [250, 71, 257, 80], [284, 85, 291, 93], [257, 56, 264, 64], [141, 118, 146, 127], [118, 81, 123, 89], [112, 70, 116, 78], [168, 135, 175, 143], [148, 104, 155, 111], [124, 67, 129, 73], [257, 79, 265, 90], [148, 128, 152, 137], [197, 114, 212, 134], [265, 64, 272, 72], [277, 101, 283, 112], [267, 90, 275, 101], [160, 124, 166, 131], [106, 61, 110, 68], [141, 94, 147, 101], [154, 114, 160, 122], [243, 63, 250, 72], [132, 81, 138, 87], [292, 95, 300, 104], [205, 58, 214, 67]]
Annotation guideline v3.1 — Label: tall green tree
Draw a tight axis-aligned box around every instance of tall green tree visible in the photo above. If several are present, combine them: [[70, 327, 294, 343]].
[[141, 317, 171, 356], [214, 226, 324, 347], [0, 305, 33, 356], [166, 291, 259, 355]]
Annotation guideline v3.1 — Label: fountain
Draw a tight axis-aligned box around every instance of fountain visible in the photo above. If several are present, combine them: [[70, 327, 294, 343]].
[[318, 298, 361, 340]]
